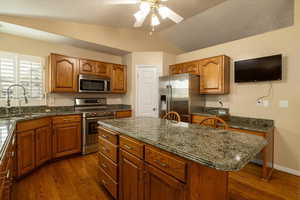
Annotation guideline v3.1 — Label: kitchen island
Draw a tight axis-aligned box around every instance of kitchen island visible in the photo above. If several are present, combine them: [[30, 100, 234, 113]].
[[97, 117, 267, 200]]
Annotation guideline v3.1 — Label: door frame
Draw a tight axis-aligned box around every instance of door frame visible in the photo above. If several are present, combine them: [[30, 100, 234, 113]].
[[135, 65, 160, 117]]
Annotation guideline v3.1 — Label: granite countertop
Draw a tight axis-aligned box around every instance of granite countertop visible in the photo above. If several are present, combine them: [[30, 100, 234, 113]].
[[98, 117, 267, 171], [0, 104, 132, 160], [192, 112, 274, 132]]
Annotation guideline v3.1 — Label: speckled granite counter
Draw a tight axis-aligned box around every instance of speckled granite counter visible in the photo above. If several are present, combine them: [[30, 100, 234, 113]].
[[98, 117, 267, 171]]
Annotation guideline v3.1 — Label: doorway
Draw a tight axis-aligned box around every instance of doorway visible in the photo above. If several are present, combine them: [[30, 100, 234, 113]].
[[136, 65, 159, 117]]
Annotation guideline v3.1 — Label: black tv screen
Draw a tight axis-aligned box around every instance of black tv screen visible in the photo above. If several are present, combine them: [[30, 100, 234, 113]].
[[234, 54, 282, 83]]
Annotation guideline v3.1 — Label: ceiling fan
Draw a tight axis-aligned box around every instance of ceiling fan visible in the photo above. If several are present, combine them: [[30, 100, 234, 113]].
[[107, 0, 184, 30]]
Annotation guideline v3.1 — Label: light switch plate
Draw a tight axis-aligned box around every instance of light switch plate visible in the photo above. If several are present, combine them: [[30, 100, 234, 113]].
[[279, 100, 289, 108]]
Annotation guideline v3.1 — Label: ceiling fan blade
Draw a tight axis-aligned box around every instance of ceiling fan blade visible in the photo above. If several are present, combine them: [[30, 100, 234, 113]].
[[105, 0, 140, 5], [166, 8, 184, 23], [134, 14, 147, 27]]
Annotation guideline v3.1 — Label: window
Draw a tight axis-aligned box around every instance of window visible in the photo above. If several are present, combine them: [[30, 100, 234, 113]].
[[0, 51, 45, 105]]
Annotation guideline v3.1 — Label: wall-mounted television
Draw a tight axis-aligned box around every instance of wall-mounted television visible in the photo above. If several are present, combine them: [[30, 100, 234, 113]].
[[234, 54, 282, 83]]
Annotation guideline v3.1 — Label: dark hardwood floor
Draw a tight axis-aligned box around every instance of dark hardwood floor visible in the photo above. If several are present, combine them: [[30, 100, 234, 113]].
[[13, 154, 300, 200]]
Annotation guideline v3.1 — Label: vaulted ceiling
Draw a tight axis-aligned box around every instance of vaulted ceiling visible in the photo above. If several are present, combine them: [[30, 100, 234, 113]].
[[0, 0, 295, 54]]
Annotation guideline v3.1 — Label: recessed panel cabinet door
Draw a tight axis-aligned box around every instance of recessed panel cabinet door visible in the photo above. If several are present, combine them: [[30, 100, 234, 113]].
[[50, 54, 79, 92], [95, 62, 109, 77], [17, 130, 35, 176], [52, 122, 81, 158], [119, 150, 144, 200], [144, 164, 185, 200], [111, 65, 126, 93], [35, 126, 52, 167], [200, 56, 230, 94], [79, 59, 97, 75]]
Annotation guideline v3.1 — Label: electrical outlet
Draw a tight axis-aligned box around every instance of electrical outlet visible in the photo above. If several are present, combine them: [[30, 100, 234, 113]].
[[279, 100, 289, 108]]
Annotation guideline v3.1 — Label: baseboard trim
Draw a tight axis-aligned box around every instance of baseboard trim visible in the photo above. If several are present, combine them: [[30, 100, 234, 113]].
[[274, 164, 300, 177]]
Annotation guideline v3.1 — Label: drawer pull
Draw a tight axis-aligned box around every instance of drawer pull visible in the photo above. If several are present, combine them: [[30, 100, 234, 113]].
[[102, 163, 107, 168], [6, 170, 10, 179], [102, 179, 107, 185], [124, 145, 132, 150], [102, 147, 109, 153], [154, 160, 168, 168]]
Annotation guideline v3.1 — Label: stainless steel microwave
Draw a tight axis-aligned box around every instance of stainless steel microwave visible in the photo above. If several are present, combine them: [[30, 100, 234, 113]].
[[78, 74, 111, 93]]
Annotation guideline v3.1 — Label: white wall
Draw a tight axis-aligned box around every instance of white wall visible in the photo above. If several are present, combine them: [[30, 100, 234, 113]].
[[175, 1, 300, 172], [0, 32, 124, 106]]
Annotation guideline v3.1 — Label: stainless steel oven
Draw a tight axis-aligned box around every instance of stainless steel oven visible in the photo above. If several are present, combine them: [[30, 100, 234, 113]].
[[79, 74, 111, 93]]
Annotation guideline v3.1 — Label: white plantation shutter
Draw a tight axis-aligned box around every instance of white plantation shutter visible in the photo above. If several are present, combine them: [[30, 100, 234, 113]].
[[0, 52, 45, 105]]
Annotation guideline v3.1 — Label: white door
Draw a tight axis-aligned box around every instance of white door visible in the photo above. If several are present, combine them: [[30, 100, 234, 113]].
[[136, 66, 159, 117]]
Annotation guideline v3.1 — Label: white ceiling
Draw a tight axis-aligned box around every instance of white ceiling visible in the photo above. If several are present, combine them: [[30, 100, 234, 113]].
[[0, 0, 227, 30], [160, 0, 294, 51]]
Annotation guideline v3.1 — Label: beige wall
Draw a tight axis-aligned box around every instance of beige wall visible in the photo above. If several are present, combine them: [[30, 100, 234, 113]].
[[175, 0, 300, 172], [0, 32, 124, 106], [0, 16, 182, 55]]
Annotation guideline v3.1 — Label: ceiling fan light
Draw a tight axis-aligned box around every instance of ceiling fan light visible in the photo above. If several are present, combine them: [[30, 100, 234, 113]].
[[140, 2, 150, 12], [151, 14, 160, 26], [158, 6, 170, 19], [134, 10, 145, 21]]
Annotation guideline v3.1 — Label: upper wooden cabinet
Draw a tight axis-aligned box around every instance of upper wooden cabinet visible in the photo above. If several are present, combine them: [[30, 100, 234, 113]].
[[169, 55, 230, 94], [79, 59, 109, 77], [79, 59, 97, 75], [49, 54, 79, 93], [111, 64, 127, 93], [199, 56, 230, 94]]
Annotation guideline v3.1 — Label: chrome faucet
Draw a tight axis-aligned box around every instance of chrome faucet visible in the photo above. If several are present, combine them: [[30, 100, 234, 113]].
[[6, 84, 28, 107]]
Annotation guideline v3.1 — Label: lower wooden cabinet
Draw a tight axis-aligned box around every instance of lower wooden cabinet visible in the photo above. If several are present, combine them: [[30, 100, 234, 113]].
[[35, 126, 52, 167], [52, 122, 81, 158], [119, 150, 144, 200], [17, 130, 36, 176], [144, 164, 185, 200], [115, 110, 132, 119]]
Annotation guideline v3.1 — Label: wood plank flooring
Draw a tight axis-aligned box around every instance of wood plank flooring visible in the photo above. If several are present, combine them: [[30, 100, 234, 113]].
[[13, 154, 300, 200]]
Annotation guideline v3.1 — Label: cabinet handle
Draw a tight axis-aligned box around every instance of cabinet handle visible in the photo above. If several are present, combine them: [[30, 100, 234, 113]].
[[6, 170, 10, 179], [154, 160, 168, 168], [124, 145, 132, 150], [102, 147, 109, 153], [102, 179, 107, 185], [102, 163, 107, 168]]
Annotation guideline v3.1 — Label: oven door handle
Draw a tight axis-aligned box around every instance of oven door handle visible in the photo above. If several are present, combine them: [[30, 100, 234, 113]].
[[86, 116, 115, 121]]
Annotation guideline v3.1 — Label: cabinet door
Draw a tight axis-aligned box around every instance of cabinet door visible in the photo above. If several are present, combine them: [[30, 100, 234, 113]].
[[17, 130, 35, 176], [52, 122, 81, 158], [144, 164, 185, 200], [95, 62, 109, 77], [35, 126, 52, 167], [119, 150, 144, 200], [169, 65, 183, 75], [79, 59, 97, 75], [183, 62, 200, 74], [50, 54, 79, 92], [111, 65, 126, 93], [199, 56, 230, 94]]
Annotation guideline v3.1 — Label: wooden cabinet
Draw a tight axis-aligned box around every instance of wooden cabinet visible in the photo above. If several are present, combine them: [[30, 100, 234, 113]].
[[199, 56, 230, 94], [144, 164, 185, 200], [111, 64, 127, 93], [95, 62, 109, 77], [115, 110, 132, 119], [17, 130, 35, 176], [119, 149, 144, 200], [35, 126, 52, 167], [49, 54, 79, 93], [52, 117, 81, 158], [79, 59, 97, 75], [169, 55, 230, 94]]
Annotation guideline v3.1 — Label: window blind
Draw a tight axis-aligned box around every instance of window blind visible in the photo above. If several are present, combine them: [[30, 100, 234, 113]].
[[0, 52, 45, 104]]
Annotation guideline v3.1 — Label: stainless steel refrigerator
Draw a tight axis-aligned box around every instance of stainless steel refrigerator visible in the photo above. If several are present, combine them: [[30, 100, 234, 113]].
[[159, 73, 205, 122]]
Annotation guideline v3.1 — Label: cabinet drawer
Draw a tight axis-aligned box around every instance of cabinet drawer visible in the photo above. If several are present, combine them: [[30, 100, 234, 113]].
[[97, 152, 118, 181], [98, 127, 118, 145], [99, 138, 118, 163], [145, 146, 186, 182], [52, 115, 81, 125], [98, 167, 118, 199], [115, 110, 132, 118], [17, 117, 51, 132], [120, 136, 144, 159]]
